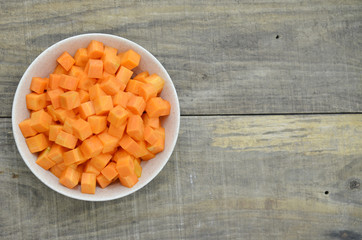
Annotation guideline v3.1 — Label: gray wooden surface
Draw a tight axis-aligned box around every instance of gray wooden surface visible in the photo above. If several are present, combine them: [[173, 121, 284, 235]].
[[1, 0, 361, 239]]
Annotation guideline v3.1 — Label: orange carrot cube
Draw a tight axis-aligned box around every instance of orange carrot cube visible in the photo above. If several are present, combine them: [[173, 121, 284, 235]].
[[30, 109, 52, 132], [25, 133, 49, 153], [81, 173, 97, 194], [133, 71, 149, 81], [115, 66, 133, 86], [59, 91, 80, 110], [125, 79, 144, 95], [35, 147, 55, 170], [72, 118, 93, 141], [107, 105, 129, 128], [87, 40, 104, 59], [59, 74, 79, 91], [126, 115, 144, 141], [145, 97, 171, 117], [49, 124, 63, 141], [48, 74, 62, 90], [98, 130, 119, 153], [88, 115, 107, 134], [50, 162, 66, 178], [112, 91, 133, 108], [55, 130, 77, 149], [48, 143, 65, 164], [96, 173, 112, 188], [101, 162, 118, 181], [79, 135, 103, 159], [84, 161, 101, 175], [59, 166, 81, 189], [103, 53, 121, 74], [86, 59, 103, 78], [100, 76, 122, 95], [133, 158, 142, 177], [115, 151, 134, 177], [144, 74, 165, 93], [89, 153, 112, 171], [119, 173, 139, 188], [30, 77, 48, 94], [93, 95, 113, 115], [53, 64, 68, 75], [26, 93, 47, 111], [108, 121, 127, 139], [78, 89, 90, 103], [78, 101, 95, 119], [74, 48, 89, 67], [63, 147, 85, 166], [119, 49, 140, 70], [18, 119, 37, 138], [127, 95, 146, 115], [119, 134, 148, 158], [142, 113, 160, 129], [57, 51, 75, 71], [138, 83, 158, 102], [89, 84, 106, 100], [47, 88, 64, 109]]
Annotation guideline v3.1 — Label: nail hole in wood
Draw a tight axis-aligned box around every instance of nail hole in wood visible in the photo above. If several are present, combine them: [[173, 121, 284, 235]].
[[324, 191, 329, 195], [276, 35, 279, 39]]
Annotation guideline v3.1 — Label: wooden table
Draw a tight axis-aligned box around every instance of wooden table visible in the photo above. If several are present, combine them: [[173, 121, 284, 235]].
[[1, 1, 361, 239]]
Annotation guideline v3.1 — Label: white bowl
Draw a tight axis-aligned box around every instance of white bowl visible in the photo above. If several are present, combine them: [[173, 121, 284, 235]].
[[12, 33, 180, 201]]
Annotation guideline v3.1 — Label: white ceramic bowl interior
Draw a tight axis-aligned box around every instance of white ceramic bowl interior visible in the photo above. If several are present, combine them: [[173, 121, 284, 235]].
[[12, 33, 180, 201]]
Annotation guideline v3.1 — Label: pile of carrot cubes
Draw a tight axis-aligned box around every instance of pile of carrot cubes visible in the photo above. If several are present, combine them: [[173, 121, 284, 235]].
[[18, 40, 171, 194]]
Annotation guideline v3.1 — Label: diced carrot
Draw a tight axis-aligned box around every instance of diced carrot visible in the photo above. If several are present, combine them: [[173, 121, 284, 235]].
[[47, 88, 64, 109], [115, 151, 134, 177], [30, 109, 52, 133], [30, 77, 48, 94], [59, 74, 79, 91], [57, 51, 75, 71], [88, 115, 107, 134], [146, 97, 171, 117], [143, 125, 160, 145], [49, 161, 66, 178], [68, 65, 84, 77], [142, 113, 160, 129], [93, 95, 113, 115], [78, 75, 96, 91], [89, 84, 106, 100], [26, 93, 47, 111], [55, 130, 77, 149], [19, 119, 37, 138], [46, 105, 58, 121], [86, 59, 103, 78], [126, 115, 144, 141], [138, 83, 158, 102], [35, 147, 55, 170], [113, 149, 132, 163], [49, 124, 63, 141], [25, 133, 49, 153], [59, 166, 81, 189], [127, 95, 146, 115], [78, 89, 90, 103], [103, 53, 121, 74], [119, 49, 140, 70], [74, 48, 89, 67], [84, 161, 100, 175], [133, 158, 142, 177], [48, 143, 65, 164], [144, 74, 165, 93], [79, 135, 103, 159], [100, 75, 122, 95], [48, 74, 62, 90], [107, 105, 129, 128], [63, 147, 85, 166], [108, 121, 127, 139], [87, 40, 104, 59], [136, 140, 154, 161], [154, 127, 166, 141], [71, 118, 93, 141], [53, 64, 68, 75], [112, 91, 133, 108], [101, 162, 118, 181], [81, 173, 96, 194], [98, 130, 119, 153], [119, 173, 138, 188], [59, 91, 80, 110], [62, 117, 76, 134], [134, 71, 149, 82], [125, 79, 144, 95], [104, 45, 118, 56], [115, 66, 133, 87], [96, 173, 112, 188], [89, 153, 112, 171], [119, 134, 148, 158], [53, 108, 76, 124], [147, 138, 164, 154], [78, 101, 95, 119]]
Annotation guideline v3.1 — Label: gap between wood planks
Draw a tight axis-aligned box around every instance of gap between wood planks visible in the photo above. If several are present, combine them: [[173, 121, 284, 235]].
[[181, 112, 362, 117]]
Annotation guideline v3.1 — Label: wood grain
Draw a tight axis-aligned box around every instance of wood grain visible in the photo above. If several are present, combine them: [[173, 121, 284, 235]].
[[0, 0, 361, 116], [1, 115, 361, 240]]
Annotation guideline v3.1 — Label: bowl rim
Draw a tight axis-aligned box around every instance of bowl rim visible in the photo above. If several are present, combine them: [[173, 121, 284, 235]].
[[12, 33, 180, 201]]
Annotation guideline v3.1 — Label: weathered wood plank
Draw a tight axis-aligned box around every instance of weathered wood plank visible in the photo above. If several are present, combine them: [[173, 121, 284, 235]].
[[1, 115, 361, 239], [0, 0, 361, 117]]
